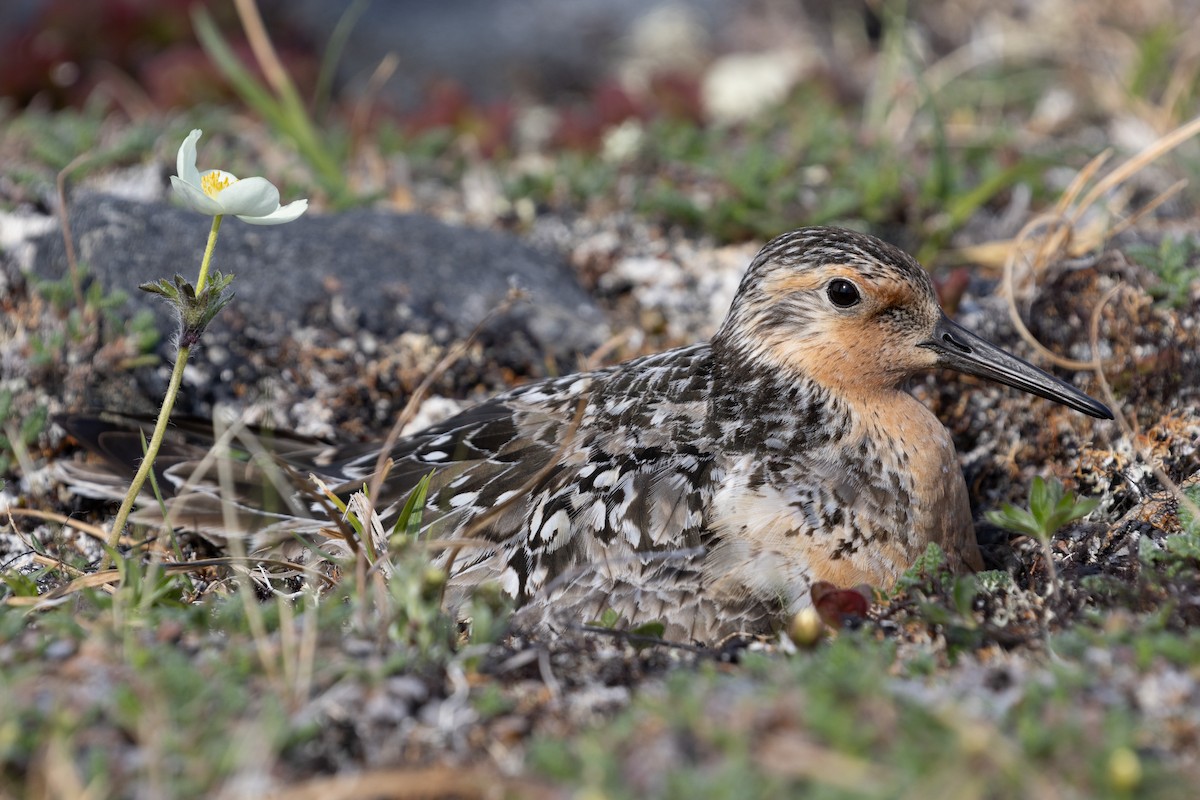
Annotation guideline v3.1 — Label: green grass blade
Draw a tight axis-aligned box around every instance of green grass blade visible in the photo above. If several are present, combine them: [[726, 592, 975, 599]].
[[392, 471, 434, 540]]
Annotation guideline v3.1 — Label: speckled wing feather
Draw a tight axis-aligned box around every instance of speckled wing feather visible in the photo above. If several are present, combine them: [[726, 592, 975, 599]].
[[54, 411, 337, 534], [57, 344, 753, 638], [327, 344, 735, 636]]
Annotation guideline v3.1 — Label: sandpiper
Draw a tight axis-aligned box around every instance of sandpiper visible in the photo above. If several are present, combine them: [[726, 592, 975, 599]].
[[59, 227, 1112, 641]]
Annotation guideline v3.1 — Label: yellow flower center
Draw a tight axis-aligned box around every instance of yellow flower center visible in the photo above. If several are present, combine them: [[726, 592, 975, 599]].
[[201, 172, 235, 197]]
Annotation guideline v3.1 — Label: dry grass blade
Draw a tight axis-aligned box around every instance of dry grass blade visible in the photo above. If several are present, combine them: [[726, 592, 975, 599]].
[[28, 733, 104, 800], [1107, 179, 1189, 240], [259, 766, 562, 800], [1041, 115, 1200, 261], [6, 570, 121, 607], [997, 115, 1200, 373], [170, 555, 335, 587], [125, 412, 315, 545], [3, 555, 330, 608], [1073, 114, 1200, 221], [1001, 213, 1101, 371], [1053, 150, 1112, 229], [1089, 284, 1200, 525], [6, 508, 115, 543], [345, 490, 390, 573], [29, 553, 87, 578], [579, 328, 632, 371], [309, 474, 364, 555], [232, 0, 297, 102], [350, 52, 400, 152], [211, 413, 285, 688], [952, 152, 1109, 269]]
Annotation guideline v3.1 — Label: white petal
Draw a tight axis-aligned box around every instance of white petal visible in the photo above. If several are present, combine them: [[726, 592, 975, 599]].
[[237, 198, 308, 225], [214, 176, 279, 217], [170, 175, 224, 215], [177, 129, 203, 187]]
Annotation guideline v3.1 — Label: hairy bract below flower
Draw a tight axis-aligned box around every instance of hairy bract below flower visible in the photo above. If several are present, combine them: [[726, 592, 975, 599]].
[[170, 129, 308, 225]]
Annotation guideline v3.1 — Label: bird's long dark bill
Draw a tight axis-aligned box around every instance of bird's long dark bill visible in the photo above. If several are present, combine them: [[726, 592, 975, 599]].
[[923, 314, 1113, 419]]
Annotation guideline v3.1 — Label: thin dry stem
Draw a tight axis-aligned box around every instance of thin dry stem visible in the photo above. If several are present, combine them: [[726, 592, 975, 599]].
[[277, 595, 317, 709], [4, 423, 39, 489], [32, 734, 101, 800], [213, 413, 283, 688], [1073, 114, 1200, 219], [8, 570, 121, 608], [997, 113, 1200, 375], [350, 52, 400, 155], [259, 767, 560, 800], [6, 507, 121, 543], [4, 556, 328, 608], [580, 328, 633, 371], [147, 413, 311, 536], [1002, 213, 1100, 371], [30, 553, 87, 579], [1160, 52, 1200, 125], [1108, 179, 1189, 240], [232, 0, 297, 102], [1054, 150, 1112, 226], [295, 594, 319, 706]]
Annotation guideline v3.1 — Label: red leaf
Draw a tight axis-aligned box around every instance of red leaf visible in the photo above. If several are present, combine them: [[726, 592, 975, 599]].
[[811, 581, 872, 630]]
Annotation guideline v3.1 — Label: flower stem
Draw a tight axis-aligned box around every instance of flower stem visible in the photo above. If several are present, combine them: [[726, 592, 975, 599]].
[[196, 215, 223, 292], [101, 214, 224, 568], [101, 344, 192, 565]]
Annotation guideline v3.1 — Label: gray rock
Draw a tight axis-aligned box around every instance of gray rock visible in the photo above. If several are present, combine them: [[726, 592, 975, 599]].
[[4, 194, 609, 417], [11, 193, 609, 393]]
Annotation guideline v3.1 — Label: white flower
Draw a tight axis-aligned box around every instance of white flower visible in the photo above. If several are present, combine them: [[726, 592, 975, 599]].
[[169, 129, 308, 225]]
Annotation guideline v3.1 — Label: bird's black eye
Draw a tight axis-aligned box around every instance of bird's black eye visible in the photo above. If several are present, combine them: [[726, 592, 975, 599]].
[[826, 279, 861, 308]]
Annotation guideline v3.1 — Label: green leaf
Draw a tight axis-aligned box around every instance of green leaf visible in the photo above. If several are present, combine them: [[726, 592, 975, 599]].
[[192, 8, 289, 133], [1047, 494, 1099, 534], [987, 478, 1101, 540], [140, 275, 185, 300], [630, 620, 666, 640], [1163, 531, 1200, 561], [629, 620, 667, 650], [1029, 476, 1050, 522], [896, 541, 951, 590], [2, 571, 40, 598], [391, 471, 434, 541], [588, 608, 621, 629], [1179, 488, 1200, 534], [984, 505, 1043, 538], [323, 486, 351, 516], [192, 6, 349, 203], [950, 575, 978, 619]]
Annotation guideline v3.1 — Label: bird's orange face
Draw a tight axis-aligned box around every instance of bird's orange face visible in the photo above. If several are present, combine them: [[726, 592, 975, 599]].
[[714, 227, 1112, 419], [751, 264, 943, 396]]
